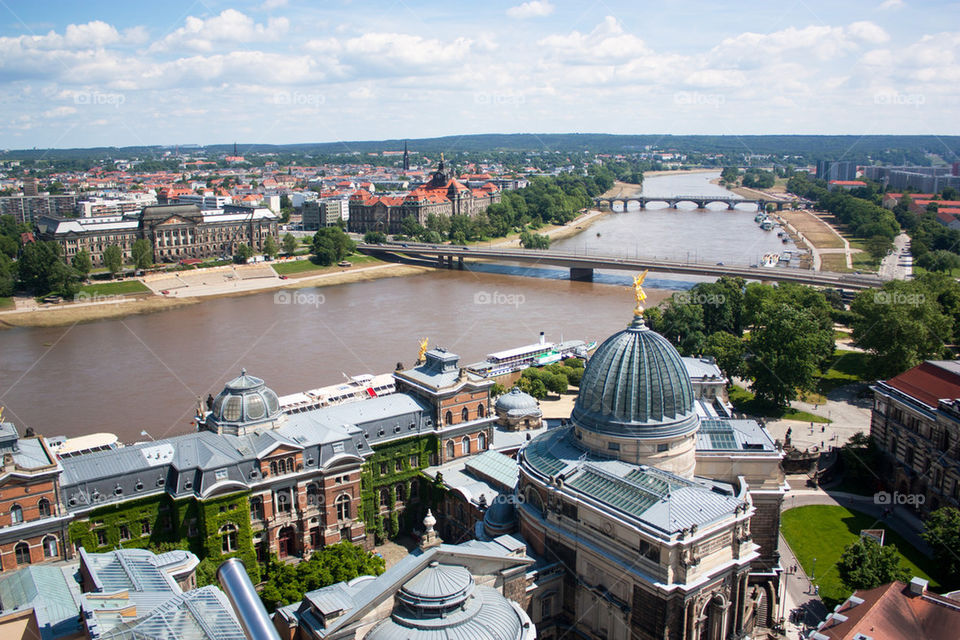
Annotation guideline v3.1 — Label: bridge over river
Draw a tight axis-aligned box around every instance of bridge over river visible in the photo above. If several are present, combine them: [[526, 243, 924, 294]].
[[358, 243, 883, 290], [595, 194, 787, 211]]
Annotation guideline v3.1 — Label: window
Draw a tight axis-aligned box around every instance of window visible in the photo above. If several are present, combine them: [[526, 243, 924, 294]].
[[114, 485, 123, 496], [10, 504, 23, 524], [307, 484, 320, 506], [223, 396, 243, 421], [380, 462, 388, 475], [14, 542, 30, 565], [333, 442, 344, 453], [215, 469, 228, 480], [37, 498, 51, 517], [336, 494, 351, 520], [251, 497, 264, 520], [608, 442, 620, 451], [446, 440, 455, 459], [445, 410, 453, 425], [277, 492, 291, 514], [221, 523, 238, 553], [657, 443, 669, 452], [478, 403, 485, 418], [43, 536, 58, 558], [396, 483, 405, 502], [270, 461, 277, 475], [278, 459, 287, 474], [478, 432, 487, 451], [395, 459, 403, 472], [462, 436, 471, 455], [95, 530, 107, 546], [409, 455, 419, 468], [141, 519, 151, 536], [119, 525, 131, 541], [461, 407, 469, 422], [380, 489, 390, 508]]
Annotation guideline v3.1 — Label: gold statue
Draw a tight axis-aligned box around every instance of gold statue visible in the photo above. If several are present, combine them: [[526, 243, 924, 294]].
[[417, 337, 429, 363], [0, 406, 4, 422], [633, 270, 649, 316]]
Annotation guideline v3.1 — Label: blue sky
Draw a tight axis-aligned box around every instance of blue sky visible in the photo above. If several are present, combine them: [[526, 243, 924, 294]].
[[0, 0, 957, 149]]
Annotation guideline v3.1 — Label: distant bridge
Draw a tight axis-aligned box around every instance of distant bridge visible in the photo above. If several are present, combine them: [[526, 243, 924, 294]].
[[358, 243, 883, 290], [595, 195, 787, 211]]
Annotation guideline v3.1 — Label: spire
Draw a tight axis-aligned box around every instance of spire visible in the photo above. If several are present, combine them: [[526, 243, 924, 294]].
[[403, 140, 410, 171]]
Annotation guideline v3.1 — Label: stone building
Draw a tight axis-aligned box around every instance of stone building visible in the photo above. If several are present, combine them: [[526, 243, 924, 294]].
[[348, 159, 500, 234], [494, 388, 543, 431], [870, 360, 960, 513], [0, 423, 67, 572], [516, 313, 784, 640]]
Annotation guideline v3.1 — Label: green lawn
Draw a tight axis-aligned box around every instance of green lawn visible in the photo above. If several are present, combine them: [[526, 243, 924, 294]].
[[782, 505, 941, 607], [78, 280, 151, 297], [817, 349, 875, 394], [272, 254, 379, 276], [0, 296, 13, 310], [729, 385, 831, 423]]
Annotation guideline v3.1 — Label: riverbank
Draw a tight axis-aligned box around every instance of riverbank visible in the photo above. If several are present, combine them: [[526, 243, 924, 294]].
[[489, 207, 612, 248], [0, 260, 430, 329]]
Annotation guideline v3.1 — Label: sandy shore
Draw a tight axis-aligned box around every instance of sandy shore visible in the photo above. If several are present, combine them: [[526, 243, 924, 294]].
[[489, 208, 612, 248], [0, 261, 430, 329]]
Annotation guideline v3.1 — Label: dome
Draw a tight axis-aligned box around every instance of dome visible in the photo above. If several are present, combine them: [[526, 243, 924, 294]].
[[483, 494, 517, 537], [366, 561, 531, 640], [572, 316, 698, 439], [495, 388, 541, 416], [208, 369, 282, 434]]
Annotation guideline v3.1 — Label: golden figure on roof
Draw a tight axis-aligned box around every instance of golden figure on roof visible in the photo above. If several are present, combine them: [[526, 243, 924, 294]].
[[633, 270, 649, 316], [417, 337, 429, 363]]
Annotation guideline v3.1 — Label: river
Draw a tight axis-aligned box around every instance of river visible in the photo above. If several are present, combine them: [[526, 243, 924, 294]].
[[0, 170, 792, 443]]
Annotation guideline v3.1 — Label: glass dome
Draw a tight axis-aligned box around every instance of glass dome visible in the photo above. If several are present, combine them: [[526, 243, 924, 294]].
[[207, 369, 282, 433]]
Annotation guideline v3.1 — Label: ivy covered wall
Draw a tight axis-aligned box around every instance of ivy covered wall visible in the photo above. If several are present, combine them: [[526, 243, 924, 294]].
[[66, 490, 259, 584], [360, 434, 439, 542]]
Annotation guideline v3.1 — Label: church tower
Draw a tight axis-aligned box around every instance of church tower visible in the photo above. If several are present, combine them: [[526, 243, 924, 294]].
[[402, 140, 410, 171]]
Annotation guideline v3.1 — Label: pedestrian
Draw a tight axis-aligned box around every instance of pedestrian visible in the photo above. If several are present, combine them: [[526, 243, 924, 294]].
[[821, 425, 825, 433]]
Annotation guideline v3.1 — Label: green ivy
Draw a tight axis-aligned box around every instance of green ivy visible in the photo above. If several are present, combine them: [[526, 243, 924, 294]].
[[360, 434, 437, 537]]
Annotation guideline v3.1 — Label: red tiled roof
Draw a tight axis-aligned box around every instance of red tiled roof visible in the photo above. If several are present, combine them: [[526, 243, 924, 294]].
[[885, 361, 960, 407], [813, 581, 960, 640]]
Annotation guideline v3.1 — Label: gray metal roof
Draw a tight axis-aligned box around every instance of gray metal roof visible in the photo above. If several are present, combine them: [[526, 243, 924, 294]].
[[94, 587, 245, 640], [520, 426, 743, 535], [572, 316, 699, 439], [396, 348, 488, 390], [0, 565, 83, 640], [464, 450, 519, 491], [495, 388, 540, 415], [695, 418, 777, 452]]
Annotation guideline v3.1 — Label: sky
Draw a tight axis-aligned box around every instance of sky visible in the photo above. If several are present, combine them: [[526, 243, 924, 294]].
[[0, 0, 958, 149]]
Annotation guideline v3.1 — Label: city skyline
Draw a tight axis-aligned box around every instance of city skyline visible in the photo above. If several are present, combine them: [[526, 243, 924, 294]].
[[0, 0, 958, 149]]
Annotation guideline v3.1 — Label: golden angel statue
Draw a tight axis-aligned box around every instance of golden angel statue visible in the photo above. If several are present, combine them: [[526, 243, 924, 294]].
[[633, 270, 649, 316], [417, 337, 429, 363]]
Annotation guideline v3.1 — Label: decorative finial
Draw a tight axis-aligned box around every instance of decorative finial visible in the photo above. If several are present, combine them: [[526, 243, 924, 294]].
[[417, 337, 428, 363], [423, 509, 436, 532], [241, 367, 247, 377], [633, 270, 649, 317]]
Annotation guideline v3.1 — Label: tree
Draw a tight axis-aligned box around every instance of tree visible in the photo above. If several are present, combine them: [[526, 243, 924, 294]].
[[312, 227, 355, 266], [865, 235, 893, 262], [519, 230, 551, 249], [233, 243, 254, 264], [263, 235, 278, 258], [131, 238, 153, 269], [836, 536, 909, 591], [651, 295, 706, 355], [747, 304, 834, 408], [71, 249, 92, 278], [515, 376, 548, 400], [703, 331, 745, 380], [401, 215, 424, 237], [282, 232, 298, 255], [850, 281, 952, 377], [917, 249, 960, 273], [364, 231, 387, 244], [921, 507, 960, 579], [103, 245, 123, 275], [0, 253, 15, 297]]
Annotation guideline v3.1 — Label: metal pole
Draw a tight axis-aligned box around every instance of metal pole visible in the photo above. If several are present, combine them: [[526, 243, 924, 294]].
[[217, 558, 281, 640]]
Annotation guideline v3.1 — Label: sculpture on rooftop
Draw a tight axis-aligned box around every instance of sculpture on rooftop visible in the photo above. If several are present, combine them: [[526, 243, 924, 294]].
[[417, 337, 429, 364], [633, 270, 649, 316]]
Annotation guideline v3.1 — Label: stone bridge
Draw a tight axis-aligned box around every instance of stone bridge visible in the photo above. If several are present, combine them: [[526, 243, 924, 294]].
[[595, 195, 786, 211]]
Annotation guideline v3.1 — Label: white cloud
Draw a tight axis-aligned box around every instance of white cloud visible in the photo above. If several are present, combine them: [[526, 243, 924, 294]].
[[506, 1, 554, 19], [539, 17, 650, 63], [260, 0, 288, 9], [848, 21, 890, 45], [148, 10, 289, 53], [878, 0, 905, 9], [43, 106, 76, 118]]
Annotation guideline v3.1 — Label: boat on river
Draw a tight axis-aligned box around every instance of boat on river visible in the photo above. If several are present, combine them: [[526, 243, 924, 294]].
[[466, 332, 596, 378]]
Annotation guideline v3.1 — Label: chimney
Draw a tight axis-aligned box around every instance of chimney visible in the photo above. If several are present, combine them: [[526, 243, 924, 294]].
[[539, 331, 545, 345], [909, 576, 928, 596]]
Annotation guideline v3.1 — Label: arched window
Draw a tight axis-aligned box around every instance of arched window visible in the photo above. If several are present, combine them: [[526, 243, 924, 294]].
[[445, 410, 453, 425], [10, 504, 23, 524], [446, 440, 455, 459], [14, 542, 30, 565], [477, 403, 485, 418], [336, 494, 351, 521], [43, 535, 58, 558], [278, 458, 287, 474], [38, 498, 51, 518], [478, 432, 487, 451], [396, 483, 405, 502], [461, 407, 469, 422], [287, 457, 295, 472], [306, 484, 319, 506], [220, 523, 238, 553], [462, 435, 471, 455], [410, 481, 419, 499], [379, 489, 391, 508], [269, 461, 278, 476]]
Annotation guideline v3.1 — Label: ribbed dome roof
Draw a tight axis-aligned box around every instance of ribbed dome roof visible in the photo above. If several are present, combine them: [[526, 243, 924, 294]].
[[396, 562, 474, 612], [572, 316, 698, 439], [495, 388, 540, 415], [209, 369, 281, 427]]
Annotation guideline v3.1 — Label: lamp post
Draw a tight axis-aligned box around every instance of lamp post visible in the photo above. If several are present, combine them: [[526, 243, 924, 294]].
[[811, 557, 817, 582]]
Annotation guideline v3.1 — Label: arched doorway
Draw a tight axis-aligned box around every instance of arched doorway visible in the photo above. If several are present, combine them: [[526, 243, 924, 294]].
[[278, 526, 297, 558]]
